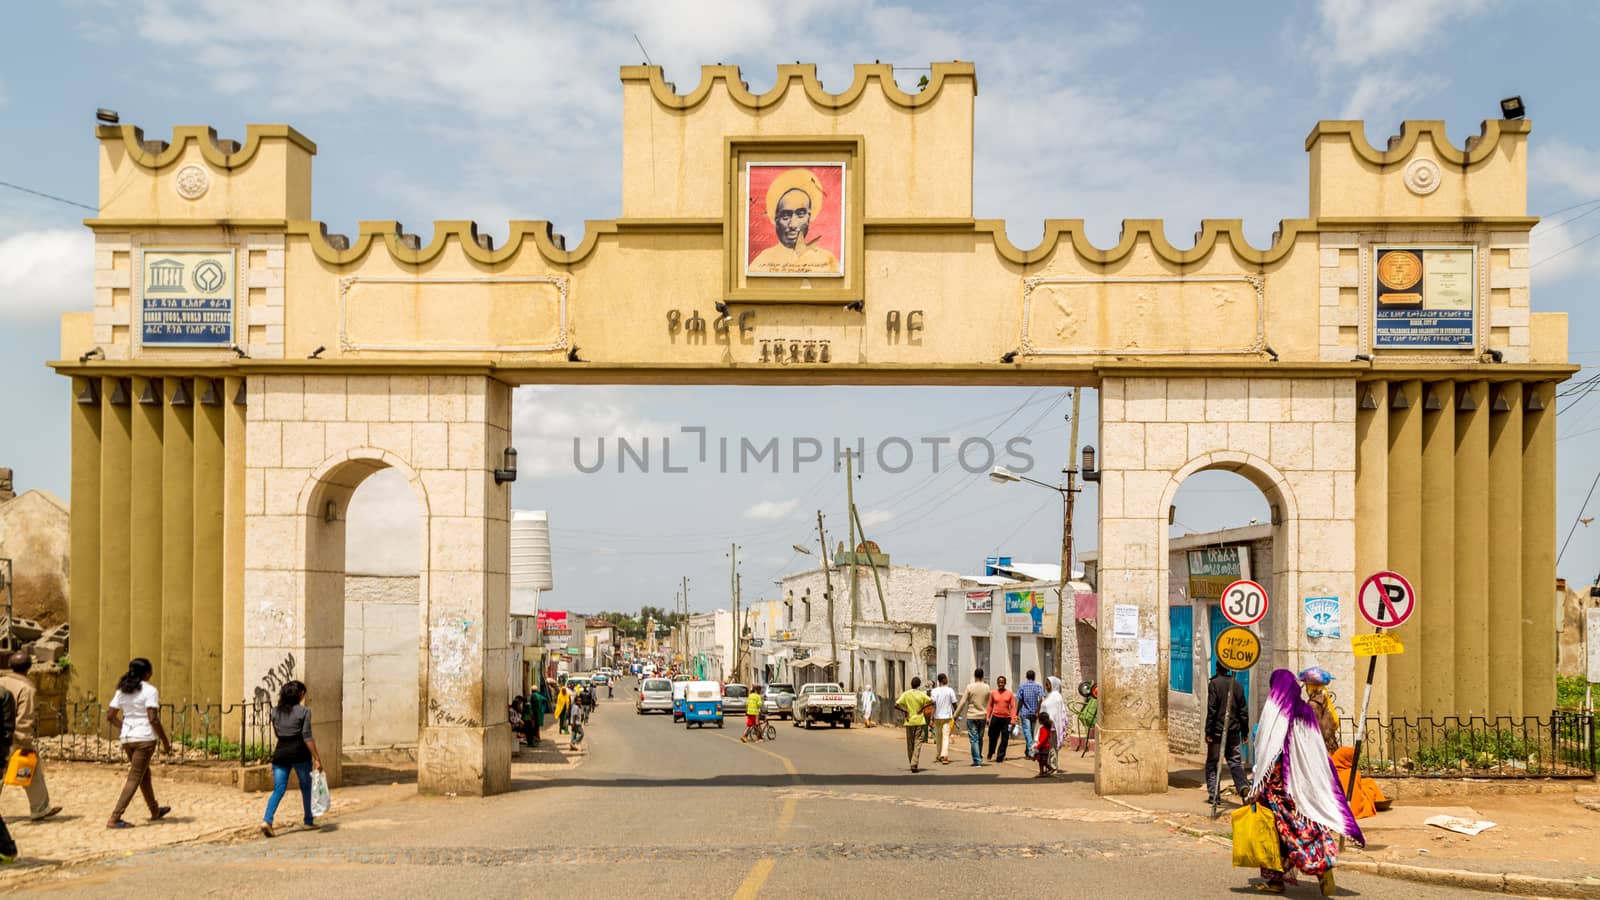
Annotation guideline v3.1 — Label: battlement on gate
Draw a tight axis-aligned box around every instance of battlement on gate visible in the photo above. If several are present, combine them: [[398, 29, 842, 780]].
[[1305, 119, 1530, 219], [93, 123, 316, 222]]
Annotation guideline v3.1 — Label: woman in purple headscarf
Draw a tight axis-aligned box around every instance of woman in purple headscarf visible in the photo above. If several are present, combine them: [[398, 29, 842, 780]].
[[1247, 669, 1364, 895]]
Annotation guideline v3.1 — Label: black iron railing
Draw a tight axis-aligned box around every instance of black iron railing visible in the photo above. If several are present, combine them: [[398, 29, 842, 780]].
[[1338, 710, 1596, 778], [35, 698, 276, 766]]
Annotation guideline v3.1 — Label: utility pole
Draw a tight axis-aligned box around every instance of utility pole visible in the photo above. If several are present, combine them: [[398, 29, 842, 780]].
[[851, 504, 889, 620], [1057, 389, 1082, 683], [845, 449, 859, 691], [729, 543, 739, 683], [816, 510, 838, 684], [735, 571, 744, 682], [681, 576, 690, 667]]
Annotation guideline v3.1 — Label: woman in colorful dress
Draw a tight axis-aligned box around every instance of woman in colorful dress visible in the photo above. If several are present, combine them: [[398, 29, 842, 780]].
[[1248, 669, 1364, 895]]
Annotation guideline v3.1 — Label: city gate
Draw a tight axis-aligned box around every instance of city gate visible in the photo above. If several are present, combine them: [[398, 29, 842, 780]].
[[53, 62, 1571, 795]]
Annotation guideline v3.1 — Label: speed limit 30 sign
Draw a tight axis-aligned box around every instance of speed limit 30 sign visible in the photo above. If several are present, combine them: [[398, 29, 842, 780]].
[[1358, 571, 1416, 629], [1220, 579, 1269, 627]]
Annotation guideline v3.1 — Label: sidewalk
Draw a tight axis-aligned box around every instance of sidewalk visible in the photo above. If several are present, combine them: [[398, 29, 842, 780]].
[[0, 736, 586, 884], [857, 720, 1600, 895]]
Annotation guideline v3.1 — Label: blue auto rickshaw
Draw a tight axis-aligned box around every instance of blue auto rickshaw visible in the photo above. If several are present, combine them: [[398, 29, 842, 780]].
[[672, 679, 689, 722], [684, 680, 724, 729]]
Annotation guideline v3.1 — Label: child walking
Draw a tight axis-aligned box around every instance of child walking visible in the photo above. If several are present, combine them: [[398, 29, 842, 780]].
[[1034, 711, 1056, 777]]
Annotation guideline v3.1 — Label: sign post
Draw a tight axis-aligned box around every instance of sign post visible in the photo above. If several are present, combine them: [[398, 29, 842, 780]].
[[1210, 624, 1261, 819], [1219, 579, 1269, 628], [1346, 571, 1417, 801]]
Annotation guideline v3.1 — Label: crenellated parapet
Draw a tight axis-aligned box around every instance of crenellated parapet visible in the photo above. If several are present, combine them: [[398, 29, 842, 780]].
[[95, 123, 316, 222], [1306, 119, 1529, 219]]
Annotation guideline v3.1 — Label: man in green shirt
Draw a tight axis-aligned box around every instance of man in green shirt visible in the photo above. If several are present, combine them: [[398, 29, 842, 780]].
[[895, 677, 933, 773]]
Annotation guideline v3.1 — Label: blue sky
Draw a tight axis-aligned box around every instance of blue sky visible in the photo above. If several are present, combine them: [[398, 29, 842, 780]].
[[3, 1, 1599, 612]]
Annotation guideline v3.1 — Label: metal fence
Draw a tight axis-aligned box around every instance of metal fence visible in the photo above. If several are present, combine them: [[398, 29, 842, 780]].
[[1338, 710, 1596, 778], [35, 698, 276, 766]]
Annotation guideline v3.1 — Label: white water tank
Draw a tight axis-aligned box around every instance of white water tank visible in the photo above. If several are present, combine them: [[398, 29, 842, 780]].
[[511, 510, 553, 615]]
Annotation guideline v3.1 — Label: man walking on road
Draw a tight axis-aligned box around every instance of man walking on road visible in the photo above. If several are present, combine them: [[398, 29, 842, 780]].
[[0, 652, 60, 822], [894, 677, 932, 773], [956, 669, 992, 767], [1204, 667, 1250, 805], [1015, 670, 1044, 760], [929, 673, 958, 764]]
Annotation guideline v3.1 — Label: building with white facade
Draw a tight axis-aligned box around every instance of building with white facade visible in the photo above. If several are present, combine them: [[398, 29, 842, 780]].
[[764, 556, 960, 703], [935, 579, 1096, 703], [687, 609, 734, 681]]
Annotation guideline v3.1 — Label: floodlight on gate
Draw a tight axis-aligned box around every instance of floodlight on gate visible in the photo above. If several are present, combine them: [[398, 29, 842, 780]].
[[1500, 96, 1525, 120], [96, 108, 119, 124]]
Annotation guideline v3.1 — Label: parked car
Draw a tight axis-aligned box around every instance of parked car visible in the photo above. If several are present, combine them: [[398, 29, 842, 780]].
[[792, 682, 856, 729], [721, 683, 750, 715], [637, 677, 674, 714], [762, 683, 796, 720]]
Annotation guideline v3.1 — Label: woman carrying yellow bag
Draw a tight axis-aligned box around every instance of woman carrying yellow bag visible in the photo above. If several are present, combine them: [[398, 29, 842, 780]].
[[1230, 801, 1282, 871], [1240, 669, 1364, 895]]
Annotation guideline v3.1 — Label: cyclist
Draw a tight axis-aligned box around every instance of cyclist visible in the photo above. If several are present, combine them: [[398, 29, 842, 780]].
[[741, 684, 765, 743]]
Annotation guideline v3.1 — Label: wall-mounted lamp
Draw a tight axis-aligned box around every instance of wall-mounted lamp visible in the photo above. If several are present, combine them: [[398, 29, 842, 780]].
[[494, 447, 519, 484], [96, 108, 119, 125], [1352, 353, 1373, 363], [1168, 504, 1177, 525], [78, 347, 104, 363], [324, 500, 338, 523], [1500, 95, 1526, 120], [1080, 445, 1100, 483], [1000, 350, 1019, 363], [232, 345, 250, 359], [1263, 345, 1279, 363], [307, 345, 326, 359], [1270, 503, 1282, 526], [1483, 348, 1504, 363], [844, 300, 864, 312]]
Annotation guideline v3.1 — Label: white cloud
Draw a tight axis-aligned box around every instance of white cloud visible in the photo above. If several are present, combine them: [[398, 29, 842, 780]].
[[512, 386, 676, 478], [1339, 71, 1447, 123], [858, 509, 895, 528], [744, 498, 799, 520], [345, 466, 423, 575], [1535, 140, 1600, 198], [1311, 0, 1498, 69], [1530, 215, 1600, 287], [0, 230, 93, 323]]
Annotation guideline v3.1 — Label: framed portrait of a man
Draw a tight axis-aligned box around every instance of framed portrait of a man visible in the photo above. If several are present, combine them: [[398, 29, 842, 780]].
[[743, 163, 845, 278], [723, 135, 863, 305]]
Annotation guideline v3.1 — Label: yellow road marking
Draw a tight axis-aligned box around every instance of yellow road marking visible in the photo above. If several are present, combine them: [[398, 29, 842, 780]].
[[731, 858, 775, 900], [718, 735, 800, 897]]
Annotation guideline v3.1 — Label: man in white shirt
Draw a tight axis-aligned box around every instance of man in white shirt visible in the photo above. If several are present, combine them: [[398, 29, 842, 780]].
[[928, 673, 959, 765]]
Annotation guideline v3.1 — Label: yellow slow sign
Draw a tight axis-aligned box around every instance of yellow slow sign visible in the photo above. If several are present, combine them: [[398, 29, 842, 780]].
[[1214, 626, 1261, 671], [1351, 633, 1405, 656]]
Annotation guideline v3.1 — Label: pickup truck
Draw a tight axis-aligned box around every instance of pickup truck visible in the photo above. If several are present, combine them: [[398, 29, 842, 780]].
[[791, 682, 856, 729]]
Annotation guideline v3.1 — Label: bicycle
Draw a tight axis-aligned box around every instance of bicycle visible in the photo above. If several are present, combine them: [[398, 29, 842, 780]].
[[1065, 681, 1099, 757]]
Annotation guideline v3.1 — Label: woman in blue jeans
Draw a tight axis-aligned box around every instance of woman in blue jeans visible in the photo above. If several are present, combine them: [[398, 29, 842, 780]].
[[261, 680, 323, 837]]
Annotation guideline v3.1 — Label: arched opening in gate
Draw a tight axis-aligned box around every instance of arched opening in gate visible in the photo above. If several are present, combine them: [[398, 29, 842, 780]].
[[1158, 457, 1294, 785], [341, 467, 424, 752], [299, 453, 430, 785]]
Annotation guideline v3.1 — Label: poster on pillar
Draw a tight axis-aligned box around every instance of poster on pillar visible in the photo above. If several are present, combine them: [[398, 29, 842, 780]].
[[139, 249, 235, 347], [1372, 246, 1477, 348], [1004, 590, 1055, 634]]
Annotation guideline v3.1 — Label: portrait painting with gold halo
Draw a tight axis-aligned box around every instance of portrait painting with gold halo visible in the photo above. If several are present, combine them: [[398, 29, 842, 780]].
[[744, 163, 845, 278]]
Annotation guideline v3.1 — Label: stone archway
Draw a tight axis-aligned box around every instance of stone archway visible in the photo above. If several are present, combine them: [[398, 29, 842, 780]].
[[1093, 376, 1357, 794], [242, 374, 514, 795]]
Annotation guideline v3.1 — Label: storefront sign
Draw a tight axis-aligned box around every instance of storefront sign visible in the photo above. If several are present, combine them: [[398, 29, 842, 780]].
[[1372, 246, 1476, 348], [537, 609, 570, 633], [964, 590, 993, 613], [1304, 596, 1341, 638], [140, 249, 235, 346], [1187, 546, 1249, 601], [1003, 590, 1055, 634]]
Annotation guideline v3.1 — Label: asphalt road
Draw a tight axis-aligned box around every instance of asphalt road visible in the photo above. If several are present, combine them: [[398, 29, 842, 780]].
[[19, 684, 1483, 898]]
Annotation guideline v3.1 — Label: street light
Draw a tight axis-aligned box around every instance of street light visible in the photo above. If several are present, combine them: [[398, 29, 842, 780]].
[[985, 463, 1080, 682], [792, 543, 813, 555]]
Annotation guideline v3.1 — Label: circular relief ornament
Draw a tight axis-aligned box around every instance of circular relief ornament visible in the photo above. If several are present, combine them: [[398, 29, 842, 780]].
[[174, 165, 209, 200], [1403, 157, 1441, 196], [1377, 250, 1423, 291]]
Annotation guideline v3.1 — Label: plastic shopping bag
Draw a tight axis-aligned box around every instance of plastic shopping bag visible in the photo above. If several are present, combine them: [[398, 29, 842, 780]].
[[310, 769, 331, 818], [1230, 802, 1283, 870], [4, 749, 37, 787]]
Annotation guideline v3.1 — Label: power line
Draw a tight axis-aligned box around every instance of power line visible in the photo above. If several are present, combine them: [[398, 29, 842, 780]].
[[1557, 466, 1600, 567], [1532, 227, 1600, 269], [0, 178, 97, 212]]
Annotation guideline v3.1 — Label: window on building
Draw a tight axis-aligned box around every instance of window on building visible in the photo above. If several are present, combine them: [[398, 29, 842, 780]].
[[973, 637, 990, 679], [803, 589, 812, 623], [947, 635, 959, 682], [1008, 636, 1022, 686], [1039, 638, 1056, 681]]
